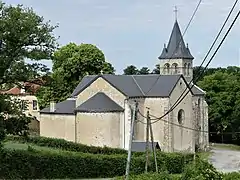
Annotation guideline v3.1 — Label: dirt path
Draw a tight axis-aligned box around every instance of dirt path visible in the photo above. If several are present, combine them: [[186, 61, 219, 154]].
[[209, 148, 240, 173]]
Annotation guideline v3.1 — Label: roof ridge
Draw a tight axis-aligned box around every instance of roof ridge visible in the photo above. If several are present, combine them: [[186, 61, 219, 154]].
[[131, 75, 145, 96]]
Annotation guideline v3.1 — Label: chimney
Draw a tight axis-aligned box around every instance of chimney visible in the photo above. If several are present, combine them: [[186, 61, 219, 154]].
[[50, 101, 56, 112]]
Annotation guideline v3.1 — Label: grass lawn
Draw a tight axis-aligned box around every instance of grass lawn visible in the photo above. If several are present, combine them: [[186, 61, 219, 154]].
[[3, 141, 84, 156], [210, 143, 240, 151]]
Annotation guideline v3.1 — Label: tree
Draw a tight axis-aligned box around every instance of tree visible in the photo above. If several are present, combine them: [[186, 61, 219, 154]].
[[152, 64, 160, 74], [197, 68, 240, 144], [0, 2, 58, 144], [139, 67, 150, 75], [123, 65, 139, 75], [37, 43, 115, 109]]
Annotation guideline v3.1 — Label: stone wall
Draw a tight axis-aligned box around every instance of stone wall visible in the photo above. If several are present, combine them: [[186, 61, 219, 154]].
[[76, 77, 126, 108], [169, 77, 194, 153], [76, 112, 123, 148], [40, 114, 76, 142]]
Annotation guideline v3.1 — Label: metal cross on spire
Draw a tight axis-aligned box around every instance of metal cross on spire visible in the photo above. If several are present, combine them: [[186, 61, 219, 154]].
[[174, 6, 178, 21]]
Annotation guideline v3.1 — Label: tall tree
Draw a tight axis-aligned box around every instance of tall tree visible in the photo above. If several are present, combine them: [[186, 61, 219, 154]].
[[0, 2, 58, 144], [197, 68, 240, 144], [123, 65, 139, 75], [37, 43, 115, 109]]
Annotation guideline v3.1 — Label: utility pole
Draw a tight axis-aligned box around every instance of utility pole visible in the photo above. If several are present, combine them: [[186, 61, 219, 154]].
[[125, 101, 138, 180], [149, 109, 158, 173], [145, 109, 150, 173]]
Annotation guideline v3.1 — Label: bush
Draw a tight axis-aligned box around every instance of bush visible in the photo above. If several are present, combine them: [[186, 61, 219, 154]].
[[6, 135, 127, 155], [182, 158, 223, 180], [0, 147, 194, 179], [223, 172, 240, 180]]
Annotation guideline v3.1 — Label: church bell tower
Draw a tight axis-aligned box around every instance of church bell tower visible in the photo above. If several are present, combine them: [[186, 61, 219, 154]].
[[158, 8, 194, 82]]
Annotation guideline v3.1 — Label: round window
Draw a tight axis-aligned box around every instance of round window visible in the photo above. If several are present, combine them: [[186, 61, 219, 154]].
[[177, 109, 185, 125]]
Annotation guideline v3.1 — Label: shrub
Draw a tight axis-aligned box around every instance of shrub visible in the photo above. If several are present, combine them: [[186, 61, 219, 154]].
[[182, 158, 223, 180], [0, 147, 194, 179], [223, 172, 240, 180]]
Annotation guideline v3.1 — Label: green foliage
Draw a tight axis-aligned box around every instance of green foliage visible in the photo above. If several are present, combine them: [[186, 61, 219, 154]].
[[0, 146, 194, 179], [3, 136, 194, 178], [0, 2, 57, 84], [139, 67, 150, 75], [182, 159, 223, 180], [6, 135, 127, 154], [0, 1, 58, 144], [197, 66, 240, 144], [223, 172, 240, 180], [36, 43, 115, 109], [123, 65, 139, 75]]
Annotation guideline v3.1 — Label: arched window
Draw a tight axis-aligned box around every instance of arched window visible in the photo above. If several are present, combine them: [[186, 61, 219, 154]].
[[172, 63, 178, 74], [187, 63, 191, 75], [183, 63, 187, 75], [177, 109, 185, 125], [164, 63, 170, 74]]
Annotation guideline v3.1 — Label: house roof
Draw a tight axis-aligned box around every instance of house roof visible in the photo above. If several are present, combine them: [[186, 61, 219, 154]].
[[159, 20, 194, 60], [75, 92, 124, 113], [131, 141, 161, 152], [71, 74, 184, 98], [40, 99, 76, 115], [0, 82, 41, 95]]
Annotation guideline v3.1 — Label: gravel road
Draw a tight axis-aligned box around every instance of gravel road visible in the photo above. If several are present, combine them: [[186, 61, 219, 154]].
[[209, 148, 240, 173]]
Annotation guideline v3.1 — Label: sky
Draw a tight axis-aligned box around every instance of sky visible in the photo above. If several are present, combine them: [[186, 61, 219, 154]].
[[4, 0, 240, 74]]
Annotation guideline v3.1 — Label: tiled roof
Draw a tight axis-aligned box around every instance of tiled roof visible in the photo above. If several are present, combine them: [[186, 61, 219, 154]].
[[75, 92, 124, 113]]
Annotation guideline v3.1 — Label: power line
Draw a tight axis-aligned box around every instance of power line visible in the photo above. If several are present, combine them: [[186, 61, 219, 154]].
[[137, 109, 208, 133], [146, 4, 240, 125], [146, 0, 203, 94], [163, 0, 239, 115]]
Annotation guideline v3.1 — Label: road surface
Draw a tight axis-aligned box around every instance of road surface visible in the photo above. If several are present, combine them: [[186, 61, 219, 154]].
[[209, 148, 240, 173]]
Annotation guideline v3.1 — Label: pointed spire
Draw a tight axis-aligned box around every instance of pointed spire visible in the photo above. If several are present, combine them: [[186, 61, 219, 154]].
[[158, 20, 194, 60]]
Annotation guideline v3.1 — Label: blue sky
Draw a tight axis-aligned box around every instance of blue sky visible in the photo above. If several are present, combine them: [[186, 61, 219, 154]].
[[4, 0, 240, 74]]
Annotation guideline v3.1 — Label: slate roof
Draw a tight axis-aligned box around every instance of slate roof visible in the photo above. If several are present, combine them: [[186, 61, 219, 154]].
[[71, 74, 183, 98], [159, 20, 194, 60], [40, 98, 76, 115], [190, 84, 205, 96], [75, 92, 124, 113], [131, 141, 161, 152]]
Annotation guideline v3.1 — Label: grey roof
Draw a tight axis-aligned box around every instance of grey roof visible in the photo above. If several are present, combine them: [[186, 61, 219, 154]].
[[75, 92, 124, 113], [191, 84, 205, 96], [71, 75, 96, 97], [40, 99, 76, 115], [159, 20, 194, 60], [132, 141, 161, 152], [71, 74, 183, 98]]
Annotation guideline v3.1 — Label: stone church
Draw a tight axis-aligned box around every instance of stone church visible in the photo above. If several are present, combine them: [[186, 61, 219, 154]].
[[40, 20, 209, 153]]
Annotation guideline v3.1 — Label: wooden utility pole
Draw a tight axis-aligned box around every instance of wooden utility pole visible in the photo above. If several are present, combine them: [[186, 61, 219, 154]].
[[125, 101, 138, 180], [149, 113, 158, 173], [145, 109, 150, 173]]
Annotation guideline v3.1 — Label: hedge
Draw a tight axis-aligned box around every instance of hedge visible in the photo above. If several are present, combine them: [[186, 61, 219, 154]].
[[0, 147, 194, 179], [6, 135, 128, 155]]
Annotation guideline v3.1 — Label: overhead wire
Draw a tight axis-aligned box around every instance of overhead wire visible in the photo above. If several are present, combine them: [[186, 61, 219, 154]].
[[146, 0, 203, 94], [162, 0, 239, 113], [145, 2, 240, 124]]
